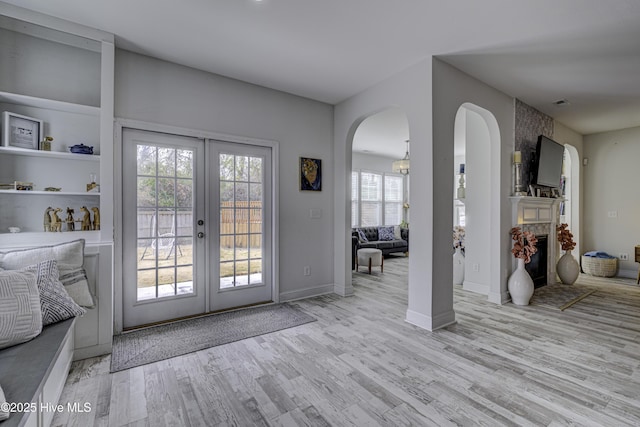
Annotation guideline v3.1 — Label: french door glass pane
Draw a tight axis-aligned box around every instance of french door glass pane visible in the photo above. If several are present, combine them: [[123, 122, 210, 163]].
[[136, 144, 195, 301], [219, 153, 264, 288]]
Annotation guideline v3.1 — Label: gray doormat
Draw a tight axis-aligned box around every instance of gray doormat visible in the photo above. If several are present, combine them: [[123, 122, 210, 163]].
[[110, 303, 315, 372], [530, 284, 597, 311]]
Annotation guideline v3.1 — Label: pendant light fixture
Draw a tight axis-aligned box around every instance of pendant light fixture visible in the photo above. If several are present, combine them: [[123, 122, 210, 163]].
[[392, 139, 410, 175]]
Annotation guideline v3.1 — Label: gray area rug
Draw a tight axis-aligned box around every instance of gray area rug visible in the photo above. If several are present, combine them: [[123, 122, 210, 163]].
[[111, 303, 315, 372], [530, 284, 597, 311]]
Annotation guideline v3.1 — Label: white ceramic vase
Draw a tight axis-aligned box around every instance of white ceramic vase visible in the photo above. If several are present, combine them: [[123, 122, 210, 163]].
[[557, 249, 580, 285], [453, 247, 465, 285], [508, 258, 534, 305]]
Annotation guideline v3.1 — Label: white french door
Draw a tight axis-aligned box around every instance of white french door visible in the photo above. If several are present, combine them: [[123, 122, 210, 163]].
[[209, 141, 272, 311], [122, 129, 206, 328], [122, 129, 273, 328]]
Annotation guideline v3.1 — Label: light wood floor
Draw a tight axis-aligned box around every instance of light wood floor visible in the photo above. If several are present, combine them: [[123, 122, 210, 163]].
[[54, 257, 640, 426]]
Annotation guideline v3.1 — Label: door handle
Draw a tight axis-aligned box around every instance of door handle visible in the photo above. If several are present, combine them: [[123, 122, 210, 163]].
[[197, 232, 205, 238], [197, 219, 204, 226]]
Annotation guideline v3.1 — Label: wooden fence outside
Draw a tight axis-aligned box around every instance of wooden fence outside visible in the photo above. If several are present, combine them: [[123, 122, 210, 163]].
[[137, 201, 262, 249]]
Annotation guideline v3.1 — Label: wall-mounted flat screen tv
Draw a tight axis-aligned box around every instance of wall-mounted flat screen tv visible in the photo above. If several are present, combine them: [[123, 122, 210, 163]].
[[533, 135, 564, 188]]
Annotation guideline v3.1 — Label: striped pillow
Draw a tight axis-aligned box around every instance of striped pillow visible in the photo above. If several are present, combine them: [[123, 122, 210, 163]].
[[0, 270, 42, 350]]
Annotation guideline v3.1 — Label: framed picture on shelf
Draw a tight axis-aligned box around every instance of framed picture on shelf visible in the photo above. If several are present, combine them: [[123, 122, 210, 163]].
[[300, 157, 322, 191], [2, 111, 43, 150], [551, 188, 561, 198]]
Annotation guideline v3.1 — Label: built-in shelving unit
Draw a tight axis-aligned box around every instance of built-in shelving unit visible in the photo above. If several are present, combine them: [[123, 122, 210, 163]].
[[0, 2, 115, 359]]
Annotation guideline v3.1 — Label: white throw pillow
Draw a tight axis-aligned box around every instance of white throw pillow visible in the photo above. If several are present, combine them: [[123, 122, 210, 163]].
[[0, 270, 43, 350], [0, 239, 94, 308], [394, 225, 402, 240], [59, 268, 95, 308], [0, 383, 9, 421]]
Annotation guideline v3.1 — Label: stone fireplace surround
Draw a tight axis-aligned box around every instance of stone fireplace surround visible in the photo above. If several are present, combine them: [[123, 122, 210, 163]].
[[510, 196, 564, 287]]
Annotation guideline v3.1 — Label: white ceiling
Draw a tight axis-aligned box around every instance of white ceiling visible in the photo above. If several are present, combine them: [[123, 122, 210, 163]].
[[7, 0, 640, 142]]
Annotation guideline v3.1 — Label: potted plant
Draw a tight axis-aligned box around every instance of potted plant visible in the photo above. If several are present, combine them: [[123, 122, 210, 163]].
[[556, 223, 579, 284], [509, 227, 538, 305], [452, 226, 465, 285]]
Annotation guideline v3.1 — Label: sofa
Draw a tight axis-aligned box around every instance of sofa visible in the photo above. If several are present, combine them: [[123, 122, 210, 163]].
[[351, 226, 409, 269]]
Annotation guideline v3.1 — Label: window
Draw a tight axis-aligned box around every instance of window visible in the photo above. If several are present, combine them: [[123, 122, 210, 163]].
[[360, 172, 382, 226], [351, 171, 359, 227], [351, 170, 404, 227], [384, 175, 403, 226]]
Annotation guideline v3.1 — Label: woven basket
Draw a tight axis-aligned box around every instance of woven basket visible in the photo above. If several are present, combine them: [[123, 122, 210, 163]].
[[581, 255, 617, 277]]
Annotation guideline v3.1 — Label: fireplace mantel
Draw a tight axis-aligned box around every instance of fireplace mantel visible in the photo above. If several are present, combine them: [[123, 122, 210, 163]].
[[510, 196, 564, 286]]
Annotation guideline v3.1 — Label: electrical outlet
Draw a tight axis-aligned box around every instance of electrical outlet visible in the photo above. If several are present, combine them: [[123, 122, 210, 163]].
[[619, 253, 629, 261], [303, 266, 311, 276], [473, 263, 480, 272], [608, 211, 618, 218]]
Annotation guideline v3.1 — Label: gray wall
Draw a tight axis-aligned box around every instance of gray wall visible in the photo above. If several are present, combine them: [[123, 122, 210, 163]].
[[583, 126, 640, 277], [433, 58, 515, 304], [115, 49, 335, 300]]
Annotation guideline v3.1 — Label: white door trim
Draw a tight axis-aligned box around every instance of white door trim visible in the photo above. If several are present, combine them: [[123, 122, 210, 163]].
[[114, 118, 279, 334]]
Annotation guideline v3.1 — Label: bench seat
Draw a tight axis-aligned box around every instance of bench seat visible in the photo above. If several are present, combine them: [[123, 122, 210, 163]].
[[0, 318, 75, 427]]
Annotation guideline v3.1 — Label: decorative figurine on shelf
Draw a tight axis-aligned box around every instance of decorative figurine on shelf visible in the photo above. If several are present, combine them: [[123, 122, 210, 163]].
[[87, 173, 99, 192], [43, 207, 53, 232], [66, 207, 75, 232], [40, 136, 53, 151], [79, 206, 92, 231], [91, 207, 100, 230], [49, 208, 63, 232]]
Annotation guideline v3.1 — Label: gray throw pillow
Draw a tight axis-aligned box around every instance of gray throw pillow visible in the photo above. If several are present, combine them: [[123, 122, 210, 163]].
[[0, 239, 84, 270], [23, 260, 85, 326], [0, 270, 43, 350]]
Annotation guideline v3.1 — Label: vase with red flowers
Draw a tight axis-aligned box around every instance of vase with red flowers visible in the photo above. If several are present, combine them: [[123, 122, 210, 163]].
[[508, 227, 538, 305]]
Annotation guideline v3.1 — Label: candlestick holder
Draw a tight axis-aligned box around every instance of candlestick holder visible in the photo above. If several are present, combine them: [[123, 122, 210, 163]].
[[514, 162, 527, 196], [457, 173, 466, 199]]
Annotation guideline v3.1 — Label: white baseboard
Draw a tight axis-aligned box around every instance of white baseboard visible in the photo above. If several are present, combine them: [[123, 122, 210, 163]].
[[617, 268, 637, 279], [333, 282, 354, 297], [405, 309, 456, 331], [73, 343, 112, 361], [279, 284, 335, 302], [488, 290, 510, 305], [462, 280, 489, 295]]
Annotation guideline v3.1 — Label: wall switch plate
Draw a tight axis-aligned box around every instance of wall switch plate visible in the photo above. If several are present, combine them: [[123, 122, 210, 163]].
[[310, 208, 321, 219], [473, 263, 480, 272], [619, 253, 629, 261], [303, 266, 311, 276]]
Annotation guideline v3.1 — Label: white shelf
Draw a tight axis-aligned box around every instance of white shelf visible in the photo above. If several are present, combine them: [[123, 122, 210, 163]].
[[0, 230, 102, 248], [0, 91, 99, 116], [0, 190, 100, 196], [0, 146, 99, 161]]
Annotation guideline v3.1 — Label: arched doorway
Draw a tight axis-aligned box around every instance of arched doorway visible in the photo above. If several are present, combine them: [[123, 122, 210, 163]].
[[562, 144, 581, 258], [453, 103, 502, 301], [343, 107, 410, 293]]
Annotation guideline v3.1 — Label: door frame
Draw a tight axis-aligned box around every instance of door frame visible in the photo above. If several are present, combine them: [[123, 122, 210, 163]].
[[114, 119, 280, 334]]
